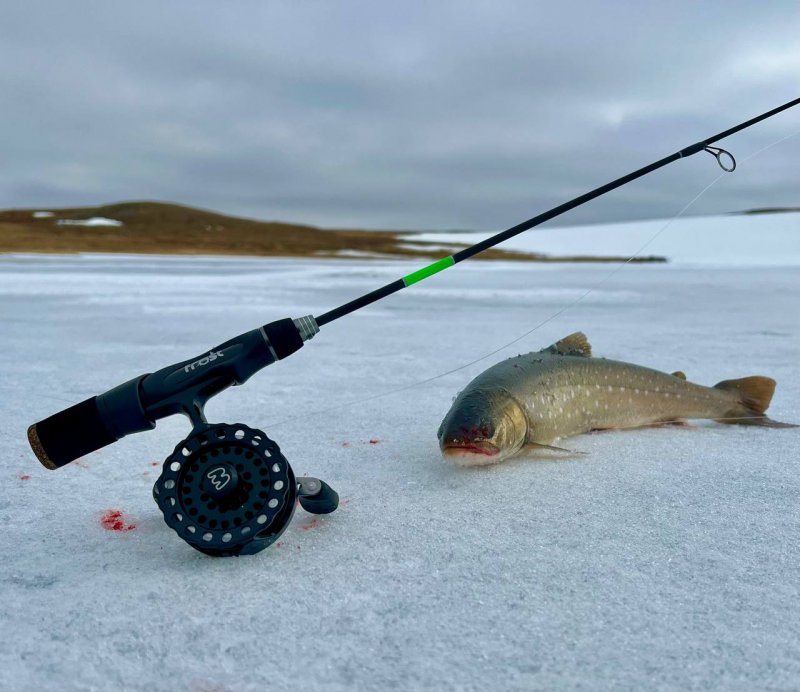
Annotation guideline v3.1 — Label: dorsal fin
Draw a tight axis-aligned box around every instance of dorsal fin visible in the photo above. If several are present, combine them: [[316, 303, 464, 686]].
[[671, 370, 687, 380], [544, 332, 592, 357]]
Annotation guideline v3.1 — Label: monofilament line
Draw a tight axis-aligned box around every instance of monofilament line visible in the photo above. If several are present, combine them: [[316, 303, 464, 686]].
[[267, 127, 800, 430]]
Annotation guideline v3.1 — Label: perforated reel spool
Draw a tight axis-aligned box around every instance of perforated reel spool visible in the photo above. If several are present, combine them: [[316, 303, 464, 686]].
[[153, 423, 296, 556]]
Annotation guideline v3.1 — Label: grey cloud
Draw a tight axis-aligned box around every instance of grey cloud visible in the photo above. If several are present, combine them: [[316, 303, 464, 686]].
[[1, 1, 798, 230]]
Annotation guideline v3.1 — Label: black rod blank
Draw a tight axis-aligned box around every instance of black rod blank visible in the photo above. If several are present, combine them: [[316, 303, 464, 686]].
[[315, 96, 800, 327]]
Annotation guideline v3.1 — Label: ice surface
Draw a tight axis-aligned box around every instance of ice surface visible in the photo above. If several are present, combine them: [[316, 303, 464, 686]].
[[1, 220, 799, 690], [55, 217, 123, 227], [397, 243, 465, 254], [331, 249, 400, 259], [32, 211, 54, 218]]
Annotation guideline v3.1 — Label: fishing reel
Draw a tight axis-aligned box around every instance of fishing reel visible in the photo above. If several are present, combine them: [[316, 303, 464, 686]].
[[154, 422, 337, 556], [28, 316, 338, 556]]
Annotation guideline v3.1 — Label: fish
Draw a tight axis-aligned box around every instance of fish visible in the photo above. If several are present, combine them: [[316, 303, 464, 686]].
[[438, 332, 796, 466]]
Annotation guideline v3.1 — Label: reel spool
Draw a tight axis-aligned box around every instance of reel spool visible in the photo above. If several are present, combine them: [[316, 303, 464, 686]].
[[154, 423, 338, 556]]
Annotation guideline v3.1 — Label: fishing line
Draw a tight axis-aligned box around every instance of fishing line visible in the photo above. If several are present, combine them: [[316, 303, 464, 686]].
[[265, 178, 719, 429], [29, 391, 82, 406], [267, 126, 800, 430], [451, 125, 800, 364]]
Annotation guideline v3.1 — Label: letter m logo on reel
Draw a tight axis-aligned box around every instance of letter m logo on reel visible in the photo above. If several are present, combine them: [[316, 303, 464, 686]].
[[206, 466, 232, 491]]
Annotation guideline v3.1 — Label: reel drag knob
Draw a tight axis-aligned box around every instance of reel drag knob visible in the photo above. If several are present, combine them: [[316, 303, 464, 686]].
[[153, 423, 298, 557], [297, 476, 339, 514]]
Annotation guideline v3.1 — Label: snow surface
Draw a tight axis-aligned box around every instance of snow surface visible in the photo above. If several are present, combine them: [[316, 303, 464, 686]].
[[330, 249, 400, 259], [397, 242, 466, 254], [32, 211, 54, 218], [1, 216, 799, 690], [56, 217, 123, 227], [406, 211, 800, 265]]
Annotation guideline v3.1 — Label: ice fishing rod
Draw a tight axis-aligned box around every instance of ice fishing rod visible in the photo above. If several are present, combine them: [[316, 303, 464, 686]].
[[27, 96, 800, 557]]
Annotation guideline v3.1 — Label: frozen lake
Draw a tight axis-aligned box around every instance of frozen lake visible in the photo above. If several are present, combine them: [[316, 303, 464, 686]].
[[1, 220, 799, 689], [408, 211, 800, 267]]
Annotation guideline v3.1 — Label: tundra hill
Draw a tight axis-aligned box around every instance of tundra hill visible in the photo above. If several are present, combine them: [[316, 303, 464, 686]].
[[0, 201, 664, 262]]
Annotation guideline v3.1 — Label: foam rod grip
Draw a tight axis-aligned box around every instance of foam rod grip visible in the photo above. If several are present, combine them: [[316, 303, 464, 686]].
[[28, 397, 118, 470]]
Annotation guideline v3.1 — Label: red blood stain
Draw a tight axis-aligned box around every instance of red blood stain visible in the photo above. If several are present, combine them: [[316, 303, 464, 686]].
[[368, 439, 381, 445], [341, 441, 350, 448], [150, 462, 159, 467], [275, 541, 284, 549], [73, 460, 89, 468], [302, 518, 321, 531], [339, 498, 351, 507], [100, 510, 136, 532], [18, 474, 30, 481]]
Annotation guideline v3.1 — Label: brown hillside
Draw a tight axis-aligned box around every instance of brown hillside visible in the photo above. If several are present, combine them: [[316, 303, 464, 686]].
[[0, 201, 665, 262]]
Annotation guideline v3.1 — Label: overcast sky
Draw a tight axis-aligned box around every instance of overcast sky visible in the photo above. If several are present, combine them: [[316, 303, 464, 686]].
[[1, 1, 798, 230]]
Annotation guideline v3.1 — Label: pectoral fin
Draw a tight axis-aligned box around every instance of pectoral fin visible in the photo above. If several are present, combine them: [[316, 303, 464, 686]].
[[522, 442, 588, 455]]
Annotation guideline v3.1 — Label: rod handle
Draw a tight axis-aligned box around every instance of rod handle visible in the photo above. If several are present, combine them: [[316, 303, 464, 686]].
[[28, 376, 153, 469]]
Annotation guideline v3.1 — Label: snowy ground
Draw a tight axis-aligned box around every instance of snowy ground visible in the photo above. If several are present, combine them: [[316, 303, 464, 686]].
[[407, 211, 800, 266], [1, 215, 799, 691]]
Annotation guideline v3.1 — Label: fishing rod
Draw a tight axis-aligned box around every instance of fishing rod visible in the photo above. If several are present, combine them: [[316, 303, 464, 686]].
[[27, 96, 800, 557]]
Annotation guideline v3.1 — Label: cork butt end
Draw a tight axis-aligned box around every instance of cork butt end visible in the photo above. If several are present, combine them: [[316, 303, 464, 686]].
[[27, 424, 58, 470]]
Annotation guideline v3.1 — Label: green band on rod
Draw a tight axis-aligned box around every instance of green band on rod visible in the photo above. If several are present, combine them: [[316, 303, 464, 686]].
[[403, 256, 455, 286]]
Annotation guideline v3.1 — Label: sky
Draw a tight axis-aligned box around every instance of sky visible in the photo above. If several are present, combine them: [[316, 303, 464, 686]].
[[1, 1, 799, 230]]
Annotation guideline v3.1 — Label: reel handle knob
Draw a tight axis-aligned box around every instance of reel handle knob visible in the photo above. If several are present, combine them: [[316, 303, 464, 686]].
[[297, 476, 339, 514]]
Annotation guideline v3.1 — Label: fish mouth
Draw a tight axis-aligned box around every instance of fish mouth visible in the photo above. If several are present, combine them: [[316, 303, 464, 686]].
[[441, 441, 500, 464]]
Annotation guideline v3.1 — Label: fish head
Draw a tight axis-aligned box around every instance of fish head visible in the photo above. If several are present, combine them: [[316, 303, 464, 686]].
[[438, 388, 528, 466]]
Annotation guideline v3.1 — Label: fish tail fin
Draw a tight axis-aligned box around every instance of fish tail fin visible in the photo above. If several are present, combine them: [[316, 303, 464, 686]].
[[713, 376, 798, 428]]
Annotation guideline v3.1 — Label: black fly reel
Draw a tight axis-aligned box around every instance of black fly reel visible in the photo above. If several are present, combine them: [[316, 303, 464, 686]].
[[153, 423, 338, 556]]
